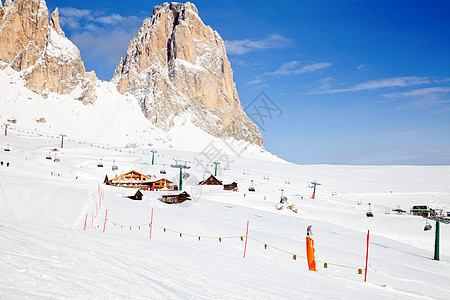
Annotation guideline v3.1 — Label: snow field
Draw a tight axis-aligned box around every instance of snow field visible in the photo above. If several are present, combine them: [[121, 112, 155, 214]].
[[1, 132, 450, 299]]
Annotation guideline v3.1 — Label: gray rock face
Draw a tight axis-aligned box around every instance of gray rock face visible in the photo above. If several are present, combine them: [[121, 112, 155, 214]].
[[112, 2, 263, 146]]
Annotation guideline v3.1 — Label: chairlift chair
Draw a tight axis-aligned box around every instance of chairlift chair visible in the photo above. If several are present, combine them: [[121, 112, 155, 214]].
[[97, 158, 104, 168], [424, 219, 432, 231], [160, 164, 166, 174], [46, 152, 52, 160], [53, 154, 60, 163], [366, 203, 374, 217], [4, 144, 10, 152], [112, 160, 118, 171], [248, 180, 255, 192]]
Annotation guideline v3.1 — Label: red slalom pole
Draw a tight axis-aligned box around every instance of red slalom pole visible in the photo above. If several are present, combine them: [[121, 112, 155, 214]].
[[103, 209, 108, 233], [243, 220, 249, 258], [83, 213, 88, 231], [364, 230, 370, 282], [149, 208, 154, 239]]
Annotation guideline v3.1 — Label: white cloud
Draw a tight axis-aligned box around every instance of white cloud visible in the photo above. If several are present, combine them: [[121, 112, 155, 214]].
[[224, 34, 291, 55], [356, 64, 369, 71], [57, 7, 144, 79], [246, 79, 266, 85], [267, 61, 332, 76], [59, 7, 91, 19], [59, 7, 141, 32], [382, 86, 450, 111], [384, 87, 450, 98], [318, 76, 430, 94]]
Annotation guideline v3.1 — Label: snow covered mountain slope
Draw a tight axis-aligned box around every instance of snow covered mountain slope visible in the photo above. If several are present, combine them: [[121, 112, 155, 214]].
[[0, 130, 449, 299], [0, 66, 272, 158]]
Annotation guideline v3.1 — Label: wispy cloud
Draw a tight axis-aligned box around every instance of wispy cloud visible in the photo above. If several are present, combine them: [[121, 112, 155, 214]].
[[224, 34, 291, 55], [383, 86, 450, 110], [316, 76, 430, 94], [356, 64, 369, 71], [59, 8, 141, 31], [266, 61, 332, 76], [384, 87, 450, 98], [58, 7, 143, 79], [246, 79, 266, 85]]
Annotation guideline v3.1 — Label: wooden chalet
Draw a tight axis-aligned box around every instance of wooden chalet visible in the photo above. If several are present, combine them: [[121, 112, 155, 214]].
[[223, 182, 238, 191], [126, 190, 143, 201], [107, 170, 152, 188], [162, 192, 191, 204], [199, 175, 222, 186], [149, 178, 176, 191]]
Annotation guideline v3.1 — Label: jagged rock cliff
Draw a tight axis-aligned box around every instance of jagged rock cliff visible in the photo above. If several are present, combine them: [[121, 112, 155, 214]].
[[112, 2, 263, 146], [0, 0, 96, 103]]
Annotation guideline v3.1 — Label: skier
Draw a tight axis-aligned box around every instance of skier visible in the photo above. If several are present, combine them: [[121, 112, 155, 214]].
[[6, 162, 9, 167], [0, 161, 3, 166]]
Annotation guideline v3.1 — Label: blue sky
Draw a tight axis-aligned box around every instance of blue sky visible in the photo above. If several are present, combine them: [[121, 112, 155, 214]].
[[45, 0, 450, 165]]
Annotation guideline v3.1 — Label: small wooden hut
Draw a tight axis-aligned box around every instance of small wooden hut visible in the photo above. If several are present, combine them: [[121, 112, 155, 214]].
[[162, 191, 191, 204], [223, 182, 238, 191], [199, 175, 222, 186], [126, 190, 143, 201]]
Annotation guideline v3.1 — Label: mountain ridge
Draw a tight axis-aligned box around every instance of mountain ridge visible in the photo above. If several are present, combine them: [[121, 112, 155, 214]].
[[0, 0, 263, 148]]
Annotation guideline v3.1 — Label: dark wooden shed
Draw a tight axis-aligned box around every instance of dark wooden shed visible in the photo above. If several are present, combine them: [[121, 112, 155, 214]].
[[162, 191, 191, 204], [126, 190, 143, 201], [224, 182, 238, 191]]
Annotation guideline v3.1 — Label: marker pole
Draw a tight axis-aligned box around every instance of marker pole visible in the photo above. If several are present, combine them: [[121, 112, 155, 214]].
[[243, 220, 249, 258], [364, 230, 370, 282], [103, 209, 108, 233], [83, 213, 88, 231], [149, 208, 154, 239]]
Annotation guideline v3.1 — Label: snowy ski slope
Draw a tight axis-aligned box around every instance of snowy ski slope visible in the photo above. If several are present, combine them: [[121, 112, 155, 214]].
[[1, 130, 449, 299]]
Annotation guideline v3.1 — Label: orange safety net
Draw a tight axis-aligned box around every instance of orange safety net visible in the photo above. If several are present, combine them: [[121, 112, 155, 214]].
[[306, 236, 317, 271]]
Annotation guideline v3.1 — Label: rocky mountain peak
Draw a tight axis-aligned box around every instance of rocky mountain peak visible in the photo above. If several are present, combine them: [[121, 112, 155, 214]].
[[50, 7, 64, 37], [113, 2, 263, 146], [0, 0, 96, 103]]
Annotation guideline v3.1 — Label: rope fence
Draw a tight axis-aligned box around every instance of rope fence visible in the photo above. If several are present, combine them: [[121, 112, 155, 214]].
[[85, 212, 365, 275]]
